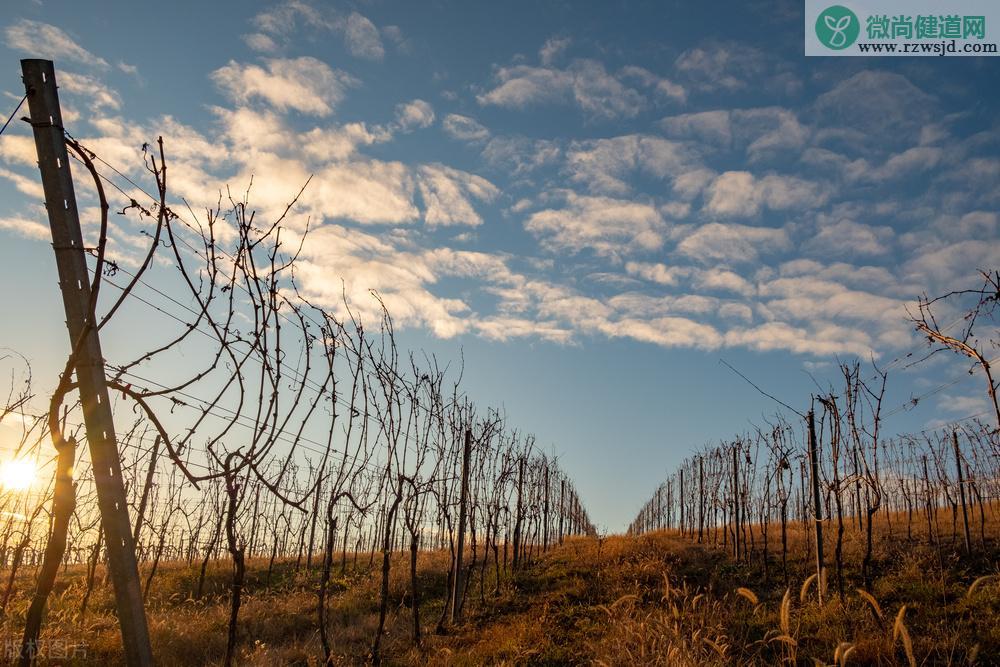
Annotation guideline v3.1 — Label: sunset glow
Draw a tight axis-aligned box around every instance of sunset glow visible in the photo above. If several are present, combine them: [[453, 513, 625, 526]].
[[0, 459, 35, 491]]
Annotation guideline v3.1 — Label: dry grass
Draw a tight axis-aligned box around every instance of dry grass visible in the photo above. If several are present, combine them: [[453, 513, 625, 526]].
[[0, 506, 998, 664]]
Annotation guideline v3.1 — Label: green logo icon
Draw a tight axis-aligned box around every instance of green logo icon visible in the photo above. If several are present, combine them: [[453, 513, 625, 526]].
[[816, 5, 860, 49]]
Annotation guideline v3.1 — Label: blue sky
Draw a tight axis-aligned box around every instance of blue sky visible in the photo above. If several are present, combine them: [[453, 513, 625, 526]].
[[1, 0, 998, 530]]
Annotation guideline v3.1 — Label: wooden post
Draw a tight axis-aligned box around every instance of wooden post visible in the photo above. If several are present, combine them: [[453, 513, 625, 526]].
[[679, 469, 685, 538], [952, 431, 972, 554], [451, 428, 472, 621], [558, 479, 565, 545], [698, 455, 704, 544], [21, 59, 153, 665], [655, 485, 661, 530], [512, 455, 525, 568], [733, 445, 740, 560], [666, 479, 672, 529], [921, 455, 934, 545], [807, 409, 825, 604], [542, 463, 550, 552]]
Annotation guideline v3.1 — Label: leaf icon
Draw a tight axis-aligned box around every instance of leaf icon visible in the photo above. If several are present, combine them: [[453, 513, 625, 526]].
[[822, 11, 853, 47]]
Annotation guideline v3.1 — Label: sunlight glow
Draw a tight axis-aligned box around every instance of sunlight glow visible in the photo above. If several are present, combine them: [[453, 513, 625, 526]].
[[0, 460, 36, 491]]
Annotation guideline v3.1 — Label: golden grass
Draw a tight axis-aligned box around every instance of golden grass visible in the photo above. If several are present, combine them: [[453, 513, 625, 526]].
[[0, 503, 996, 664]]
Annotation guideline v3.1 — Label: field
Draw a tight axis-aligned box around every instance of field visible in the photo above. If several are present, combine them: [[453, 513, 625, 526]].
[[0, 502, 996, 665]]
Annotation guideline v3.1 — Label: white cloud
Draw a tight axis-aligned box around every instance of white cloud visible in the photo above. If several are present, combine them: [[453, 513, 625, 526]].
[[734, 107, 808, 159], [295, 225, 470, 338], [307, 160, 418, 224], [478, 58, 646, 120], [540, 36, 571, 65], [759, 277, 906, 324], [483, 136, 561, 177], [564, 134, 698, 196], [677, 222, 790, 263], [343, 12, 384, 60], [814, 71, 936, 150], [936, 392, 990, 417], [805, 218, 893, 257], [249, 2, 385, 61], [693, 269, 756, 297], [601, 315, 723, 349], [0, 216, 49, 241], [704, 171, 824, 217], [4, 20, 108, 69], [724, 321, 873, 357], [442, 114, 491, 143], [673, 168, 717, 201], [211, 57, 356, 116], [58, 72, 121, 111], [777, 259, 903, 296], [0, 168, 44, 199], [660, 110, 732, 147], [417, 164, 499, 227], [624, 261, 689, 286], [299, 121, 392, 161], [660, 107, 807, 161], [525, 192, 667, 257], [619, 66, 686, 105], [675, 41, 799, 95], [901, 239, 1000, 290], [945, 211, 996, 239], [243, 32, 279, 52], [382, 26, 406, 49], [869, 146, 943, 181], [0, 136, 39, 167], [394, 100, 435, 131]]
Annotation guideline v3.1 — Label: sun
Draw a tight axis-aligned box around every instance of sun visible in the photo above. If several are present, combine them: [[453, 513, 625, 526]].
[[0, 460, 36, 491]]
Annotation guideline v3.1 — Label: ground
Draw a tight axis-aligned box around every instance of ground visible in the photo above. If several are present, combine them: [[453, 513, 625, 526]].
[[0, 511, 998, 665]]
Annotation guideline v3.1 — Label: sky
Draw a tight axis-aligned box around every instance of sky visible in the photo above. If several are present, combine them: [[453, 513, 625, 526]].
[[0, 0, 998, 531]]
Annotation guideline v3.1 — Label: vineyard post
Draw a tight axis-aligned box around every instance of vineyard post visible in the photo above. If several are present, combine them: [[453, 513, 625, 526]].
[[732, 444, 740, 561], [698, 455, 704, 543], [799, 459, 811, 560], [451, 428, 472, 621], [542, 462, 550, 552], [852, 447, 863, 532], [656, 485, 662, 530], [952, 431, 971, 554], [21, 58, 154, 666], [807, 408, 825, 604], [512, 455, 525, 568], [558, 478, 565, 545], [679, 469, 685, 537], [921, 455, 934, 545], [667, 478, 672, 529]]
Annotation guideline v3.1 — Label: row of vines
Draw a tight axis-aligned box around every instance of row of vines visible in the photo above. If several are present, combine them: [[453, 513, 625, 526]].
[[629, 350, 999, 601], [0, 128, 594, 665]]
